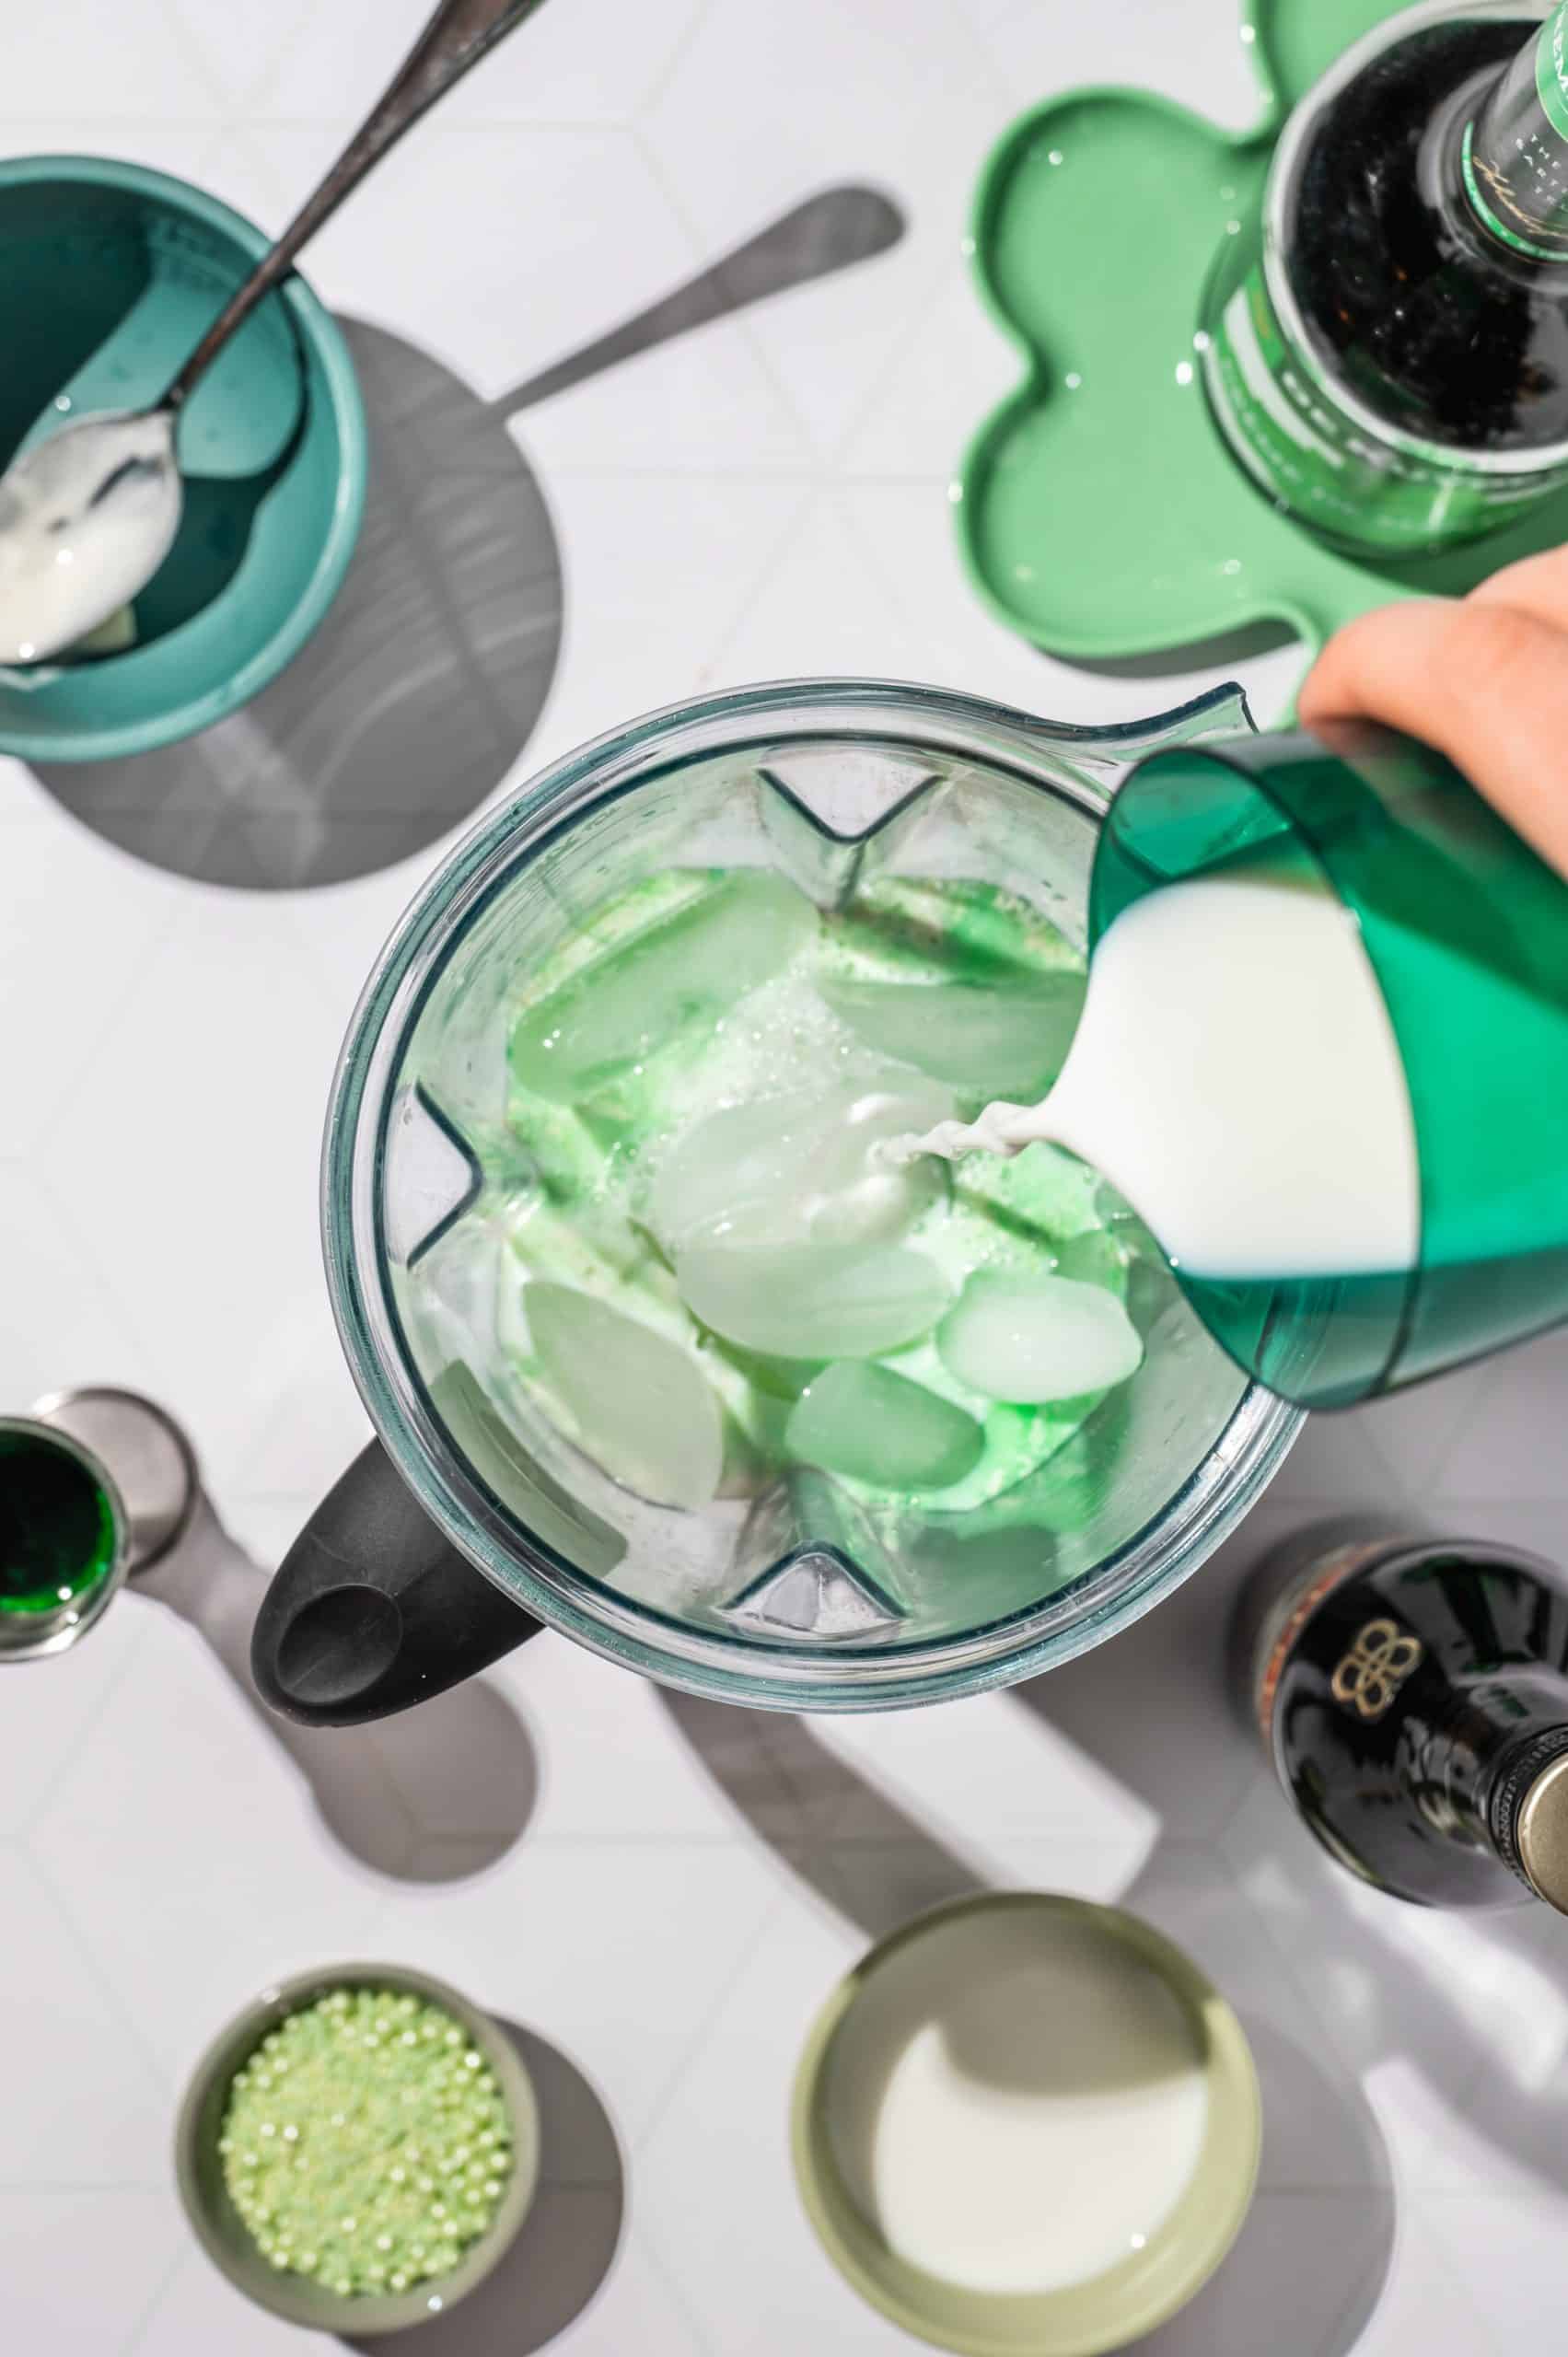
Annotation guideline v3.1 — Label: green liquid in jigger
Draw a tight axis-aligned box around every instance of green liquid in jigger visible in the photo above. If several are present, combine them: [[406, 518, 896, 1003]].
[[0, 1430, 118, 1617]]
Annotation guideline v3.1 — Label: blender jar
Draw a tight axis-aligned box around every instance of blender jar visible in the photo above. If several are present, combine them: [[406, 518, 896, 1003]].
[[252, 680, 1299, 1720]]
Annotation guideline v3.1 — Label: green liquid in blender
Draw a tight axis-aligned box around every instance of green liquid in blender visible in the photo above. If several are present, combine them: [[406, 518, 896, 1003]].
[[454, 867, 1167, 1522], [0, 1428, 118, 1617]]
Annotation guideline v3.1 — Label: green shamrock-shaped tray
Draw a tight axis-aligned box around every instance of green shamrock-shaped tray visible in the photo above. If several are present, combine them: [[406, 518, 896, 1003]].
[[958, 0, 1568, 710]]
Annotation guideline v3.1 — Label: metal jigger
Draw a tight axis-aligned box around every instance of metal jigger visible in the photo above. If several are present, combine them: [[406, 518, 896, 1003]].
[[0, 1387, 198, 1663]]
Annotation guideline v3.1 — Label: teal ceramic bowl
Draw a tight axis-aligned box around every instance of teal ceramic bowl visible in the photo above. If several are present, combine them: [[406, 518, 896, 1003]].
[[0, 156, 366, 761]]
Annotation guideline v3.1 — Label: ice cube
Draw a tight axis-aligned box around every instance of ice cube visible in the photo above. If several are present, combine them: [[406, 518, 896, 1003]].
[[936, 1271, 1144, 1402], [524, 1282, 724, 1508], [677, 1238, 951, 1360], [808, 1085, 953, 1245], [511, 873, 815, 1103], [1052, 1230, 1125, 1292], [646, 1078, 952, 1251], [819, 972, 1085, 1101], [786, 1361, 983, 1490]]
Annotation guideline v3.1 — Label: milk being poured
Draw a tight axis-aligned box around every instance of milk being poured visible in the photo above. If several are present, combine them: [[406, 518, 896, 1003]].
[[912, 864, 1421, 1282]]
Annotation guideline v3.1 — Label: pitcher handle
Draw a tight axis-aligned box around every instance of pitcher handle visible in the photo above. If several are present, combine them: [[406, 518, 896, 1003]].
[[250, 1439, 542, 1726]]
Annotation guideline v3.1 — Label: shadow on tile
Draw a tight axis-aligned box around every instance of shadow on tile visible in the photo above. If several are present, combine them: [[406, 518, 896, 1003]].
[[1015, 1503, 1568, 2208], [139, 1492, 536, 1882], [1225, 1782, 1568, 2203], [340, 2019, 624, 2356], [657, 1687, 983, 1939], [1132, 2023, 1393, 2356], [25, 185, 905, 892], [29, 310, 564, 892]]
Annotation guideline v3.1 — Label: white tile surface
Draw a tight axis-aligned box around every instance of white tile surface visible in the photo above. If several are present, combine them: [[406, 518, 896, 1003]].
[[0, 1164, 162, 1414], [34, 1605, 387, 2077], [0, 2189, 184, 2355], [0, 3, 212, 120], [1341, 2209, 1504, 2357], [0, 806, 182, 1163], [522, 470, 807, 760], [246, 122, 741, 404], [0, 1844, 168, 2185], [356, 1840, 785, 2150], [4, 3, 1565, 2351], [1422, 2189, 1568, 2347], [637, 1887, 917, 2356], [646, 0, 1009, 457], [161, 0, 318, 117], [0, 1554, 150, 1825], [45, 892, 353, 1498], [970, 0, 1268, 133], [708, 493, 931, 688]]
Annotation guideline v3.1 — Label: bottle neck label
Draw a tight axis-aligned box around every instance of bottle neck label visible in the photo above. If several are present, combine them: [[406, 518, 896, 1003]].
[[1463, 4, 1568, 261], [1202, 261, 1568, 552]]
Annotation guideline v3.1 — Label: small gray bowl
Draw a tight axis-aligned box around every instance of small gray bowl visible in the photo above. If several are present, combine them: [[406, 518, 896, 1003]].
[[175, 1961, 540, 2336]]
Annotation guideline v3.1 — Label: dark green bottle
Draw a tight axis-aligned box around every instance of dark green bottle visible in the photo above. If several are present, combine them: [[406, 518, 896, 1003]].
[[1203, 3, 1568, 553], [1237, 1527, 1568, 1912]]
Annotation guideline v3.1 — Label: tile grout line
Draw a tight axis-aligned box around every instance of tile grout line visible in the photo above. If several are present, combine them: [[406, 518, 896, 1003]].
[[155, 0, 254, 116], [640, 2226, 724, 2357], [0, 2183, 186, 2197], [690, 488, 826, 687], [115, 2232, 192, 2357], [627, 120, 835, 470], [626, 1884, 793, 2165], [823, 234, 972, 482], [640, 0, 723, 118], [832, 476, 968, 682], [220, 0, 319, 120], [14, 1604, 160, 1852], [23, 1835, 178, 2114], [538, 461, 951, 486]]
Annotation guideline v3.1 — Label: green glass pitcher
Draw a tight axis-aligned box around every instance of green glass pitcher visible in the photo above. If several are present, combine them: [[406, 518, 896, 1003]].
[[1098, 725, 1568, 1408]]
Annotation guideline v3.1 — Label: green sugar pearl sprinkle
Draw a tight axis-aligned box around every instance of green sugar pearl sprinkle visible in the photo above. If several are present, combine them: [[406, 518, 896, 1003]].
[[218, 1988, 513, 2297]]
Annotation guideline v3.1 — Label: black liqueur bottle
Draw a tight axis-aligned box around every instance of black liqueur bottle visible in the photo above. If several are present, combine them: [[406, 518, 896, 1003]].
[[1202, 3, 1568, 553], [1237, 1529, 1568, 1910]]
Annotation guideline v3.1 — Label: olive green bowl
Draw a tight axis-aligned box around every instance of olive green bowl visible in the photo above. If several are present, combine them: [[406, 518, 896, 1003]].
[[175, 1962, 540, 2338], [791, 1894, 1261, 2357]]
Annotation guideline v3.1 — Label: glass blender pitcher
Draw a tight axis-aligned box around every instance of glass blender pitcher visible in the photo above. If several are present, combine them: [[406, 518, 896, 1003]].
[[251, 680, 1300, 1724]]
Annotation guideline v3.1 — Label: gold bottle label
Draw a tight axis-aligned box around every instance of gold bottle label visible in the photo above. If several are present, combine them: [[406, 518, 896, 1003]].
[[1329, 1619, 1425, 1722]]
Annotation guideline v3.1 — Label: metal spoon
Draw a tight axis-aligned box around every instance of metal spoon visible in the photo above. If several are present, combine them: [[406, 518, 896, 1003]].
[[0, 0, 552, 664]]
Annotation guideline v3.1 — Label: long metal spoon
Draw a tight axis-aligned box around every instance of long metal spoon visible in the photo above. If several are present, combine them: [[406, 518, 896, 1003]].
[[0, 0, 551, 664]]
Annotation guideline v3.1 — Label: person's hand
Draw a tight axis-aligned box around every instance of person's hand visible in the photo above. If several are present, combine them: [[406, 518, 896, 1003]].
[[1299, 545, 1568, 877]]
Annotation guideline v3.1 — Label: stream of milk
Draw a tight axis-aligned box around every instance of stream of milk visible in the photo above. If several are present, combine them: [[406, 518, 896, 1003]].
[[911, 865, 1421, 1282]]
